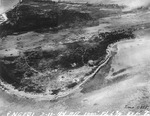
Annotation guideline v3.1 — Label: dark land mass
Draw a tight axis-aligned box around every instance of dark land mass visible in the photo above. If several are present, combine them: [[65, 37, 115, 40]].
[[0, 1, 123, 37], [0, 1, 147, 98]]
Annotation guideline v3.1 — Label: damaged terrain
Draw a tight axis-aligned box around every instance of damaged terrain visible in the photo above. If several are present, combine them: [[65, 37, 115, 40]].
[[0, 1, 127, 98], [1, 0, 150, 115]]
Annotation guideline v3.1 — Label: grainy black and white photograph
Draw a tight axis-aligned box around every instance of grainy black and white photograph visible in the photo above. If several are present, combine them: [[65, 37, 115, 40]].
[[0, 0, 150, 116]]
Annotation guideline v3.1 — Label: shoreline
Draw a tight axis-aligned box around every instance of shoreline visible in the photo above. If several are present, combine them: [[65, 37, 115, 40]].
[[0, 1, 21, 25], [0, 0, 20, 15]]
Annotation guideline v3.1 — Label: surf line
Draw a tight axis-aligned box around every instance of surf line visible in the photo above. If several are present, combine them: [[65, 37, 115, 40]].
[[0, 0, 22, 24], [0, 13, 8, 24]]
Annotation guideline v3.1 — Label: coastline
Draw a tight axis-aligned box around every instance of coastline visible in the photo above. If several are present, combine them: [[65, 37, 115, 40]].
[[0, 1, 21, 25]]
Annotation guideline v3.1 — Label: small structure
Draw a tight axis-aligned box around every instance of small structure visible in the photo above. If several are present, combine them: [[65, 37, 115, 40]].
[[88, 60, 95, 66]]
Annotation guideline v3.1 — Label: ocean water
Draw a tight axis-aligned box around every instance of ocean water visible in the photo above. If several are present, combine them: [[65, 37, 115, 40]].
[[0, 0, 19, 14]]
